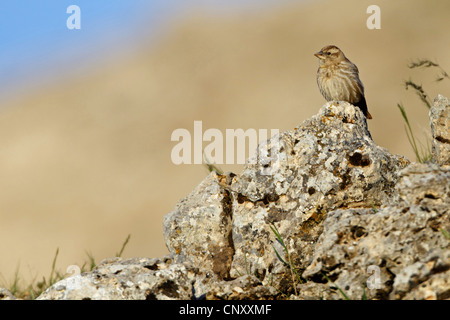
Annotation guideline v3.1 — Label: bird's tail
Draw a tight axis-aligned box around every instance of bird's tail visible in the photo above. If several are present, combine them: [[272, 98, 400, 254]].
[[356, 96, 372, 119]]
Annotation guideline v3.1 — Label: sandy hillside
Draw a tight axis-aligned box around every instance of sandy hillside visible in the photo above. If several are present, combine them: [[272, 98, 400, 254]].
[[1, 0, 449, 286]]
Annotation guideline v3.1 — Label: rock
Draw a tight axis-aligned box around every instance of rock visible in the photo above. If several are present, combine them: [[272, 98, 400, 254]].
[[402, 271, 449, 300], [163, 172, 234, 280], [290, 282, 338, 300], [37, 256, 196, 300], [204, 275, 278, 300], [391, 249, 450, 300], [227, 102, 408, 288], [430, 94, 450, 166], [0, 288, 17, 300], [38, 97, 449, 300], [302, 162, 450, 300], [161, 101, 412, 297]]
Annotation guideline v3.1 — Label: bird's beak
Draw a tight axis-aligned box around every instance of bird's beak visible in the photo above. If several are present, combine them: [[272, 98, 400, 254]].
[[314, 51, 324, 59]]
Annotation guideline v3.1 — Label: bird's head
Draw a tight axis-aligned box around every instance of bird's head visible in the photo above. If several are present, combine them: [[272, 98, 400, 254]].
[[314, 45, 345, 65]]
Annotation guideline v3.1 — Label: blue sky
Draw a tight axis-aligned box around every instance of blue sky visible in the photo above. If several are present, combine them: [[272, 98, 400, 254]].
[[0, 0, 289, 99], [0, 0, 180, 98]]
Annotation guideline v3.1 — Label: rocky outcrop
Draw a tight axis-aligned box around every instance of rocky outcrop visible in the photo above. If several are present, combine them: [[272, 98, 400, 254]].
[[163, 100, 412, 298], [13, 97, 449, 300]]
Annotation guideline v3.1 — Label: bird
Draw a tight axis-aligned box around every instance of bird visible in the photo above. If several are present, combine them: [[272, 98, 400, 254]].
[[314, 45, 372, 119]]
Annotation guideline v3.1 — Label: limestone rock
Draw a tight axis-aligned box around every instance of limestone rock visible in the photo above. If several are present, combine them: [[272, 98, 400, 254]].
[[38, 97, 449, 300], [37, 256, 196, 300], [430, 94, 450, 166], [204, 275, 278, 300], [302, 163, 450, 300], [227, 102, 408, 287], [290, 282, 338, 300], [0, 288, 17, 300], [160, 101, 414, 297], [163, 172, 234, 280], [391, 249, 450, 300], [402, 271, 449, 300]]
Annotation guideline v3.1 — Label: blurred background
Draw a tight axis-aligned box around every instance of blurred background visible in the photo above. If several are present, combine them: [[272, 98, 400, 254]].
[[1, 0, 449, 287]]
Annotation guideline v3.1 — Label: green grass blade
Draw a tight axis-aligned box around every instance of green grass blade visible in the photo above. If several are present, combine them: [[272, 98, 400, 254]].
[[441, 229, 450, 240], [397, 103, 423, 162], [322, 273, 350, 300], [272, 245, 289, 267], [49, 248, 59, 286], [115, 234, 131, 257]]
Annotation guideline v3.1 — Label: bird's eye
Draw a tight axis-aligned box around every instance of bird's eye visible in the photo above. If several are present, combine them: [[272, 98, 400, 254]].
[[326, 52, 331, 56]]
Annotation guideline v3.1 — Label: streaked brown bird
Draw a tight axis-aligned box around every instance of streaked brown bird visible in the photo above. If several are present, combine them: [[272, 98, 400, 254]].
[[314, 45, 372, 119]]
